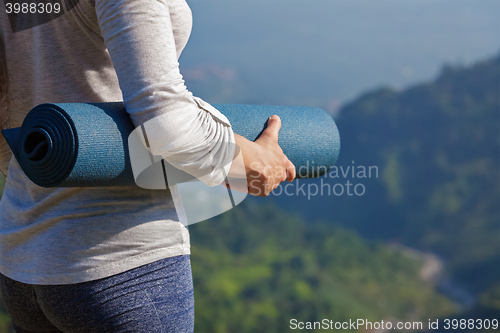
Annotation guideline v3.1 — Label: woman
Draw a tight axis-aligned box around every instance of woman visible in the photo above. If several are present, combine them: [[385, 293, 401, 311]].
[[0, 0, 294, 331]]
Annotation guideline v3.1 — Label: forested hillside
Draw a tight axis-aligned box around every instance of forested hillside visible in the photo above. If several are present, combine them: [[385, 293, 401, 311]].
[[190, 202, 454, 332], [337, 54, 500, 292], [269, 54, 500, 322]]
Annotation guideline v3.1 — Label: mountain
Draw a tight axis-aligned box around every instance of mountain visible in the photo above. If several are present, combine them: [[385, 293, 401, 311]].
[[264, 54, 500, 298]]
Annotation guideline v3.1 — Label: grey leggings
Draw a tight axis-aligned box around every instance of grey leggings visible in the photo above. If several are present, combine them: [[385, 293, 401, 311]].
[[0, 255, 194, 333]]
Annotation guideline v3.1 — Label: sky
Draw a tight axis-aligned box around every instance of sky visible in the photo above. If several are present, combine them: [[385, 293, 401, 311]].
[[181, 0, 500, 113]]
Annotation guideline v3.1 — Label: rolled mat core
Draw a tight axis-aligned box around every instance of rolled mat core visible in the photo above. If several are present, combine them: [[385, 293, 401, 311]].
[[2, 102, 340, 188]]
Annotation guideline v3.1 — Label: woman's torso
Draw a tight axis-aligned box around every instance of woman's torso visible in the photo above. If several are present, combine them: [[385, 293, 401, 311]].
[[0, 0, 192, 284]]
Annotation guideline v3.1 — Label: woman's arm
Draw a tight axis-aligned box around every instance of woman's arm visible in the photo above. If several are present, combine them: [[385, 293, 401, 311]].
[[94, 0, 293, 194]]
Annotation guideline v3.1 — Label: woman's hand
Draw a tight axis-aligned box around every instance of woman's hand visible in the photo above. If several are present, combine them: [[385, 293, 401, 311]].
[[228, 115, 295, 197]]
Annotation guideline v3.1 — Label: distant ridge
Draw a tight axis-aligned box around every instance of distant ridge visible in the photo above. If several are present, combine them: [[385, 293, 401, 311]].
[[268, 53, 500, 297]]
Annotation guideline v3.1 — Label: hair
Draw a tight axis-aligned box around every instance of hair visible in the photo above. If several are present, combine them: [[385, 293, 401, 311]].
[[0, 34, 8, 130]]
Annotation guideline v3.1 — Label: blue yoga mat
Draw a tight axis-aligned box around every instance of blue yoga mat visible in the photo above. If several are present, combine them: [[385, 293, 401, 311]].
[[2, 102, 340, 188]]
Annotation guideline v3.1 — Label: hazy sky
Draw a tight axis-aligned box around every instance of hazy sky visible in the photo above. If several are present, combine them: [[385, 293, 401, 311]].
[[181, 0, 499, 110]]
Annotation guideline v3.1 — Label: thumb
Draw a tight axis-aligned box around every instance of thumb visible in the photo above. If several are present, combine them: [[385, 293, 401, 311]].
[[258, 115, 281, 143]]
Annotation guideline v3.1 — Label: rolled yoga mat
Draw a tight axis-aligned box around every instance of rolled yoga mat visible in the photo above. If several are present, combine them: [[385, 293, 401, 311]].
[[2, 102, 340, 187]]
